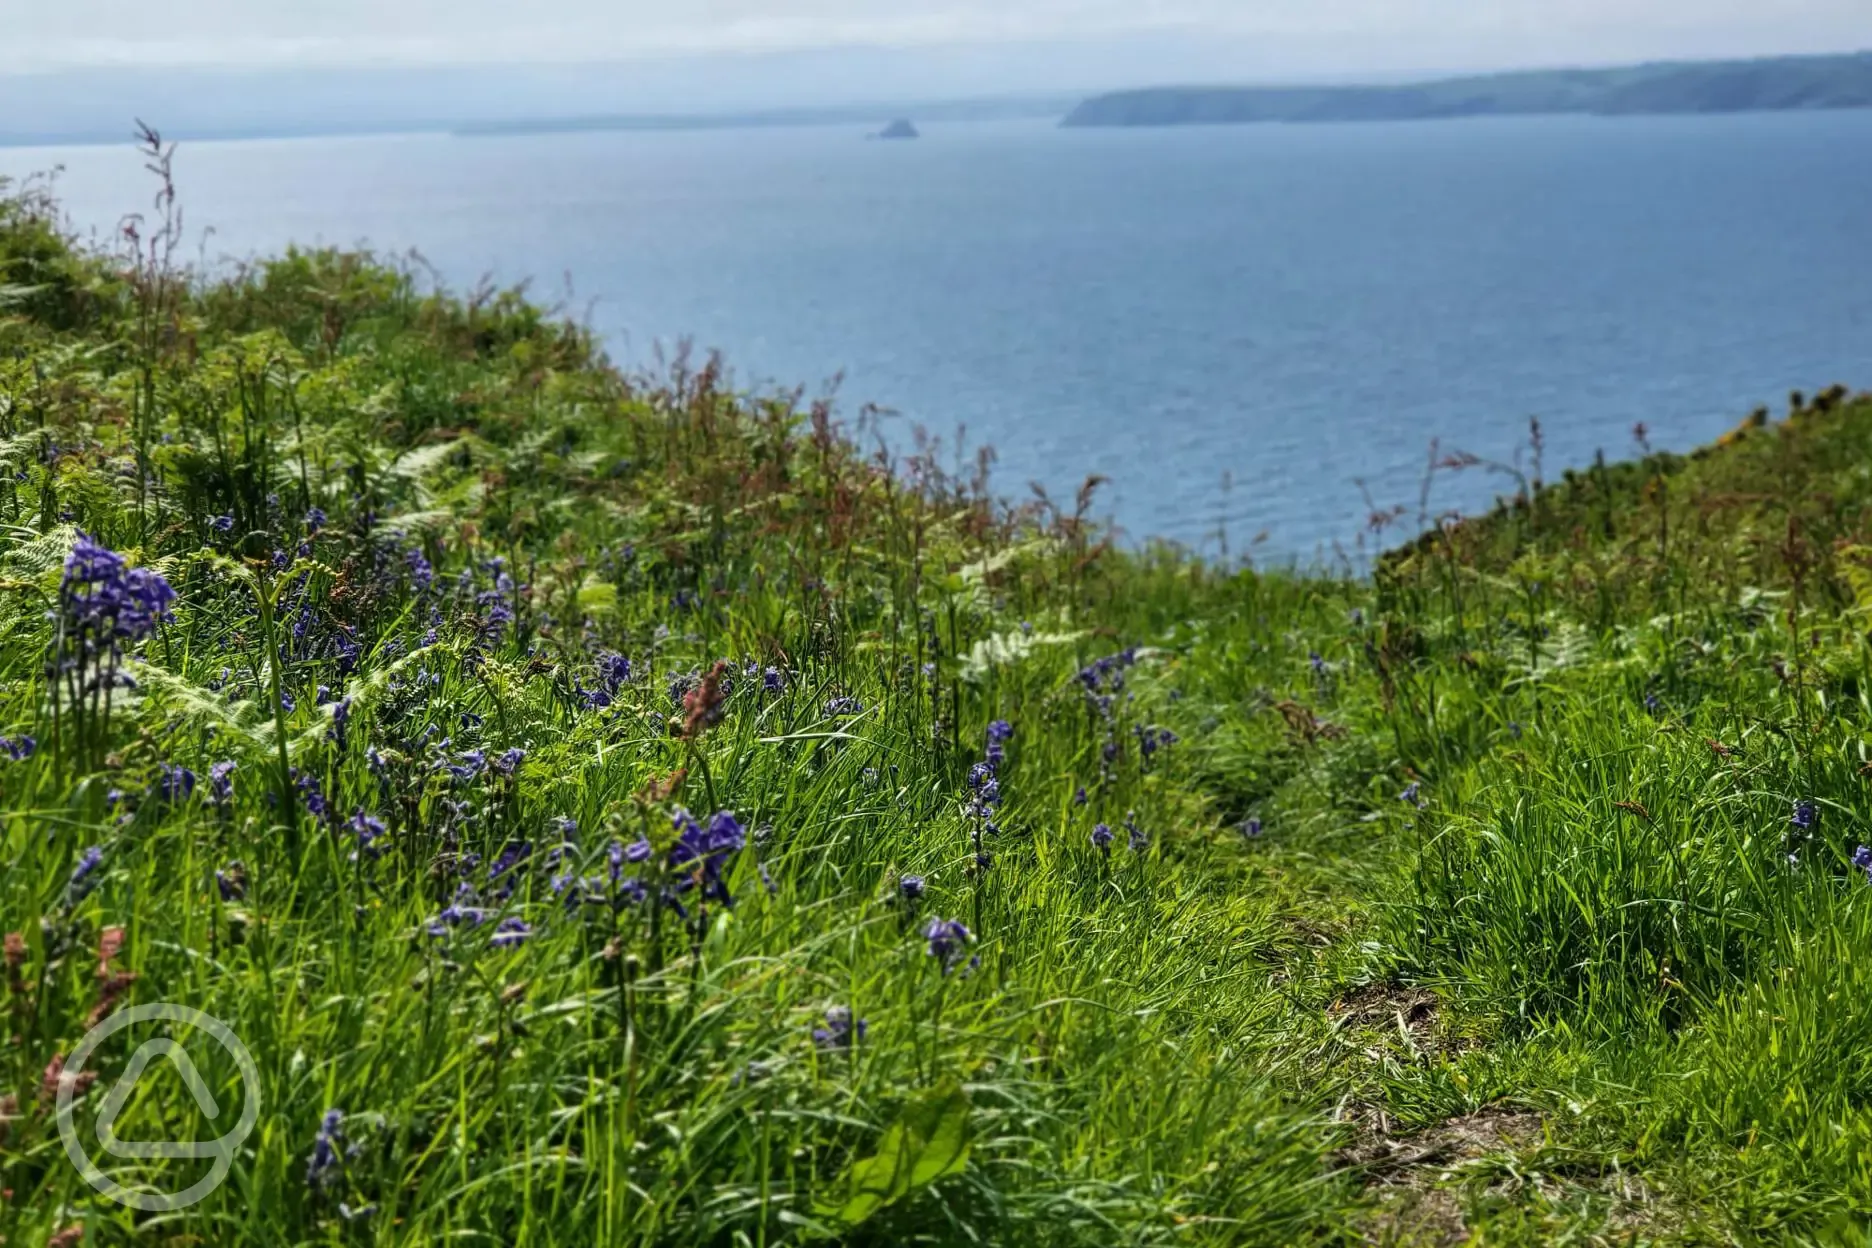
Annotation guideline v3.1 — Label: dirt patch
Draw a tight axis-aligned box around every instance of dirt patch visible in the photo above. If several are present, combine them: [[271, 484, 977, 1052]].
[[1338, 1105, 1543, 1177], [1329, 982, 1443, 1050]]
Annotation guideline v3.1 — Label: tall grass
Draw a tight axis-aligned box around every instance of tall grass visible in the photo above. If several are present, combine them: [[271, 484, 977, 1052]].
[[2, 169, 1871, 1246]]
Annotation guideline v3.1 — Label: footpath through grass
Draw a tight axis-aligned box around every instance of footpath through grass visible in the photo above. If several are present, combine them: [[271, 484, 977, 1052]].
[[3, 164, 1872, 1246]]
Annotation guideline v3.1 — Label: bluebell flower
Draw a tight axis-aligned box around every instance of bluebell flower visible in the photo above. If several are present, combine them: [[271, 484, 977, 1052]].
[[1399, 782, 1424, 809], [1125, 811, 1148, 851], [0, 735, 37, 762], [210, 514, 234, 534], [327, 697, 353, 750], [812, 1006, 867, 1050], [1072, 786, 1087, 807], [899, 874, 926, 901], [306, 1109, 345, 1187], [68, 845, 104, 902], [448, 750, 486, 782], [923, 916, 972, 973], [1091, 824, 1113, 855], [493, 747, 525, 776], [490, 917, 533, 948], [305, 507, 327, 533], [349, 811, 388, 860], [824, 696, 864, 718], [668, 809, 746, 906], [762, 666, 785, 694], [1239, 817, 1263, 839], [156, 764, 196, 803], [60, 533, 176, 650], [1792, 800, 1818, 830], [1855, 845, 1872, 883]]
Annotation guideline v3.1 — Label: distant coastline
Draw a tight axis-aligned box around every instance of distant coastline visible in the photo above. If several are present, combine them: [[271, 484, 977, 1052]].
[[1062, 51, 1872, 128]]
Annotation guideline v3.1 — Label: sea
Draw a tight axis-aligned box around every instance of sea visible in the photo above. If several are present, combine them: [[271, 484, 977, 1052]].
[[6, 111, 1871, 561]]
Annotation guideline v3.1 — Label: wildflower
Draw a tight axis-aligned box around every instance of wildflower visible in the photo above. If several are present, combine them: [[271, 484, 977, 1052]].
[[1239, 817, 1263, 839], [305, 506, 327, 533], [759, 861, 777, 896], [156, 764, 196, 803], [0, 735, 36, 761], [1853, 845, 1872, 883], [923, 917, 972, 974], [293, 769, 329, 820], [492, 747, 525, 776], [328, 697, 353, 750], [349, 811, 388, 860], [1125, 811, 1149, 851], [490, 917, 534, 948], [215, 864, 246, 901], [210, 514, 234, 533], [1309, 651, 1327, 675], [59, 533, 176, 656], [487, 842, 533, 883], [669, 809, 746, 906], [1091, 824, 1113, 855], [824, 696, 864, 717], [899, 874, 926, 901], [1792, 800, 1818, 830], [306, 1109, 346, 1188], [68, 846, 104, 903], [812, 1006, 867, 1050], [405, 547, 433, 590], [448, 750, 486, 781], [1072, 786, 1087, 807], [1399, 782, 1425, 809], [762, 666, 785, 694], [581, 651, 633, 710]]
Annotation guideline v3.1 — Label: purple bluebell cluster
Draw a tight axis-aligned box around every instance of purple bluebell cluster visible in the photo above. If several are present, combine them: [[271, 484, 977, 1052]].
[[207, 760, 236, 805], [1090, 823, 1113, 856], [306, 1108, 347, 1188], [1854, 845, 1872, 883], [349, 811, 389, 860], [579, 651, 633, 710], [57, 534, 176, 699], [1124, 811, 1148, 851], [67, 845, 104, 904], [0, 735, 36, 761], [1399, 782, 1425, 809], [490, 917, 533, 948], [156, 764, 196, 803], [923, 916, 972, 974], [669, 809, 746, 907], [1792, 800, 1818, 830], [1077, 647, 1140, 784], [812, 1006, 867, 1050]]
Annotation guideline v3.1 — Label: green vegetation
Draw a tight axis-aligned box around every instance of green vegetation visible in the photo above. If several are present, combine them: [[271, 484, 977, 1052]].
[[3, 164, 1872, 1246], [1062, 51, 1872, 127]]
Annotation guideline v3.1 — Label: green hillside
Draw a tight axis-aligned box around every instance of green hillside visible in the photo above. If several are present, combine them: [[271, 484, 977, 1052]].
[[1063, 51, 1872, 127], [4, 163, 1872, 1245]]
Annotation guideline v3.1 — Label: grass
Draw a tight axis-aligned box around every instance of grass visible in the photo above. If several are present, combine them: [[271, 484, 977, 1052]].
[[2, 163, 1872, 1246]]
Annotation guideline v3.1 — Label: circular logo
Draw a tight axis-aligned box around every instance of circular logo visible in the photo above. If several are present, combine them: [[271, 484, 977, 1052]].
[[55, 1003, 262, 1211]]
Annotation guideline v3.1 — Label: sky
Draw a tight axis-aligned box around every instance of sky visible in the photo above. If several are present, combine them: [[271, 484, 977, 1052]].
[[0, 0, 1869, 143], [3, 0, 1869, 75]]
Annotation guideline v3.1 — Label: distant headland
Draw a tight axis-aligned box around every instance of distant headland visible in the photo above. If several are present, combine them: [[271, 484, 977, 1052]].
[[1062, 51, 1872, 128], [872, 119, 920, 140]]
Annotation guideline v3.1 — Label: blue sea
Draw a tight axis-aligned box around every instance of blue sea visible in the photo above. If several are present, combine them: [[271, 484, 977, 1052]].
[[7, 112, 1872, 559]]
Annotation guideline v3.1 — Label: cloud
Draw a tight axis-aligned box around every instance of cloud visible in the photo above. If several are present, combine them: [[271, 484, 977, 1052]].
[[1, 0, 1868, 74]]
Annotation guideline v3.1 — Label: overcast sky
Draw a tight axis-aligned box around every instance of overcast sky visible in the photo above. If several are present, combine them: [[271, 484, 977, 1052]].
[[4, 0, 1870, 76]]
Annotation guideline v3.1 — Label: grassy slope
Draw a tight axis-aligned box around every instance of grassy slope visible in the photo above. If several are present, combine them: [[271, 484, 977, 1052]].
[[2, 177, 1872, 1246]]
